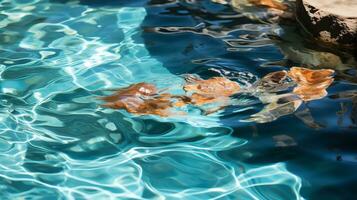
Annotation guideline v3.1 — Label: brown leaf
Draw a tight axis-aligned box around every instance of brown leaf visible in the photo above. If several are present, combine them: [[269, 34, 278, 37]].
[[101, 82, 158, 102], [288, 67, 334, 86], [288, 67, 335, 101], [101, 83, 179, 117], [190, 93, 218, 106], [101, 77, 240, 116], [292, 79, 333, 101], [183, 76, 240, 114], [184, 76, 240, 97], [248, 0, 288, 10]]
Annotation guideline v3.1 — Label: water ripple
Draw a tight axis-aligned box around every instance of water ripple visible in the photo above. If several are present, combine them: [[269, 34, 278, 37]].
[[0, 0, 307, 199]]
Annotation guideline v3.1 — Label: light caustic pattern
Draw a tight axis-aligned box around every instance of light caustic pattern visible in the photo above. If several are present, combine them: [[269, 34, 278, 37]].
[[0, 0, 303, 199]]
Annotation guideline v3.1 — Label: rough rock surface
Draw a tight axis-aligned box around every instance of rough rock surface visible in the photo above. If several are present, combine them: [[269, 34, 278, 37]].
[[296, 0, 357, 48]]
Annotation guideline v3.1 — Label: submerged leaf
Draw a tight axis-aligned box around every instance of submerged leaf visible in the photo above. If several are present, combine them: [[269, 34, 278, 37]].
[[273, 134, 298, 147], [294, 107, 323, 129], [244, 98, 302, 123], [255, 70, 294, 93]]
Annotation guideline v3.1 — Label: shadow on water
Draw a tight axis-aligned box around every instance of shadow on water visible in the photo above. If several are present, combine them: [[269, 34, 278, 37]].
[[30, 0, 357, 199], [138, 1, 357, 199]]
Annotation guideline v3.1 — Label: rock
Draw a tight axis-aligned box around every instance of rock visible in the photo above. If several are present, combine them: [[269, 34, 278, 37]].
[[296, 0, 357, 49]]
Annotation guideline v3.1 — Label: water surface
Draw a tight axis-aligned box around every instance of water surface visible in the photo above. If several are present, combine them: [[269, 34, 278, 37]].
[[0, 0, 356, 199]]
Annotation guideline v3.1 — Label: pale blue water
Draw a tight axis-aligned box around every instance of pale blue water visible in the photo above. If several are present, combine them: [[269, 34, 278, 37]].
[[0, 0, 356, 199]]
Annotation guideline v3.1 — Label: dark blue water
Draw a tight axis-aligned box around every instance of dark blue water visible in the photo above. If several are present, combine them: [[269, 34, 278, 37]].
[[0, 0, 356, 199]]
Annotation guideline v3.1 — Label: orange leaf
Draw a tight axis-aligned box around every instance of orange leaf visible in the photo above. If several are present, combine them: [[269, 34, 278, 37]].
[[248, 0, 288, 10]]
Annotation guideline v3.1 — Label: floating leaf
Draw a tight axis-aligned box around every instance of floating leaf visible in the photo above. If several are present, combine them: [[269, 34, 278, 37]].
[[184, 76, 240, 97], [288, 67, 335, 101], [288, 67, 334, 86], [292, 81, 333, 101], [190, 93, 231, 115], [101, 82, 157, 103], [183, 76, 241, 114], [101, 83, 184, 117], [190, 93, 224, 106]]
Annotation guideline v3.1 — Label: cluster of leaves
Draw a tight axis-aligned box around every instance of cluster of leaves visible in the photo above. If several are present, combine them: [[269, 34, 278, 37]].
[[101, 67, 334, 123], [100, 75, 241, 116]]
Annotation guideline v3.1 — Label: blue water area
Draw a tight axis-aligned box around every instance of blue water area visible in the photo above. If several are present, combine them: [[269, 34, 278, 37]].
[[0, 0, 356, 199]]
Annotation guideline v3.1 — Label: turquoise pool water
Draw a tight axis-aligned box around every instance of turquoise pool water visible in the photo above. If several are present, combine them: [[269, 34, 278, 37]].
[[0, 0, 356, 199]]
